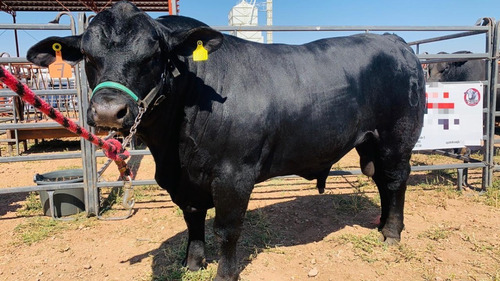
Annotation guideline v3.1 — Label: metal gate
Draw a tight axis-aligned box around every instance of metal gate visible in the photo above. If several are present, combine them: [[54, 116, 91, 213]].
[[0, 13, 498, 217]]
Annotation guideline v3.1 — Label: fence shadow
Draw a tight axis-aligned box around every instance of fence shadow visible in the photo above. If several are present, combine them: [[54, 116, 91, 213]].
[[125, 192, 380, 279]]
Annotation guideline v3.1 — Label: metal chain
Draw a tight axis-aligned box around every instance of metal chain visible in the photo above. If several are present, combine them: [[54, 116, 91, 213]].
[[122, 106, 146, 148], [96, 106, 146, 178], [97, 106, 146, 209]]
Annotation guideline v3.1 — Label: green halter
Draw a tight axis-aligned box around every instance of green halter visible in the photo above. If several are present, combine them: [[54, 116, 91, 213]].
[[91, 81, 139, 102]]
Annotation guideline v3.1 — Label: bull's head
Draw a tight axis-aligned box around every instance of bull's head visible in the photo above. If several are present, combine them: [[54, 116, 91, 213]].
[[27, 1, 223, 133]]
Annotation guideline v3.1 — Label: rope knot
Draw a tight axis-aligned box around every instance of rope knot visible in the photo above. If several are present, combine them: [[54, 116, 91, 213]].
[[103, 138, 130, 161]]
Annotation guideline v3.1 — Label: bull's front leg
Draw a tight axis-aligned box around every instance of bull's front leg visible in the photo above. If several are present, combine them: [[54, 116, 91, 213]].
[[212, 179, 253, 281], [183, 209, 208, 270]]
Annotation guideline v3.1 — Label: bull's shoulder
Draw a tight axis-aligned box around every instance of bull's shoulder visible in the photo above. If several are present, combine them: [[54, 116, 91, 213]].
[[155, 15, 208, 32]]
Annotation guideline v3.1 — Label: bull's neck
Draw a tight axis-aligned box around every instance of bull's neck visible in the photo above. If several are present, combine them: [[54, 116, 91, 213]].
[[136, 83, 183, 154], [135, 55, 222, 157]]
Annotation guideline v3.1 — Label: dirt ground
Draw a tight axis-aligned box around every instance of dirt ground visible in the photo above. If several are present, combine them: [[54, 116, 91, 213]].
[[0, 144, 499, 281]]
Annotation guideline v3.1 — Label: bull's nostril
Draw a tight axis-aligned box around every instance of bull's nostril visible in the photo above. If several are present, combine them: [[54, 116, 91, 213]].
[[116, 107, 128, 120]]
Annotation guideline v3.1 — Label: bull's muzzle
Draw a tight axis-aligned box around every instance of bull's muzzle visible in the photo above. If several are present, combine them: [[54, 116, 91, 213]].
[[87, 81, 140, 130], [88, 99, 129, 130]]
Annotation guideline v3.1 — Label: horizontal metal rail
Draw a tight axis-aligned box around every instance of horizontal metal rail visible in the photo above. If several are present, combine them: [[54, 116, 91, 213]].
[[0, 57, 31, 64], [0, 162, 487, 196], [0, 179, 157, 195], [417, 53, 490, 61], [0, 182, 84, 194], [0, 23, 72, 30], [213, 25, 490, 32], [0, 149, 152, 163], [0, 89, 77, 97], [324, 163, 487, 176], [0, 122, 72, 130], [408, 31, 487, 46]]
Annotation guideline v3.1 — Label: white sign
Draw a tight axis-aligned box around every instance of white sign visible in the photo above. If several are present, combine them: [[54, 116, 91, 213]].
[[413, 82, 483, 151]]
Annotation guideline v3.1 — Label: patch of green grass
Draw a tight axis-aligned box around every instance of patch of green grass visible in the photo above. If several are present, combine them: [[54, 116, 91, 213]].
[[338, 231, 385, 263], [393, 243, 420, 263], [151, 237, 218, 281], [13, 213, 95, 245], [16, 192, 43, 217], [177, 265, 218, 281], [55, 165, 81, 170], [418, 225, 452, 241], [356, 175, 372, 189], [331, 189, 374, 215], [153, 266, 218, 281], [460, 231, 500, 261], [242, 208, 275, 256], [134, 185, 162, 202], [484, 181, 500, 208], [13, 216, 68, 245]]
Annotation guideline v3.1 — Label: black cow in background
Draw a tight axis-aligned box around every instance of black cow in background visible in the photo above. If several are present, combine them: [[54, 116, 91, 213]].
[[426, 50, 499, 121], [26, 2, 425, 280], [427, 51, 485, 82]]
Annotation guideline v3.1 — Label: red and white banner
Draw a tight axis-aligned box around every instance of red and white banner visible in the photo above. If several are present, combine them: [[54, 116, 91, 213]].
[[413, 82, 483, 151]]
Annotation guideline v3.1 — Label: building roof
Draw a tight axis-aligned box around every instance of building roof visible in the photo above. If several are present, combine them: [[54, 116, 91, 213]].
[[0, 1, 174, 15]]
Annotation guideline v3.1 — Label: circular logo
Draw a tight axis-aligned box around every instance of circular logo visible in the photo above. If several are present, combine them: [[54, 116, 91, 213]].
[[464, 88, 480, 106]]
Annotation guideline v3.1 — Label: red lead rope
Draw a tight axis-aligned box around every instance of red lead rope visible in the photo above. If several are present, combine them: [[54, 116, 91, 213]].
[[0, 66, 132, 179]]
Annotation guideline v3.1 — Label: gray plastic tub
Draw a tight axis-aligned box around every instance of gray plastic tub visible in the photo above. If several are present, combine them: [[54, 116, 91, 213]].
[[34, 169, 85, 218]]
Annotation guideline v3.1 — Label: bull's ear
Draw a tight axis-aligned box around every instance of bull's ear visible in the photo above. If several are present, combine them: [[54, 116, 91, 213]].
[[170, 26, 223, 57], [27, 35, 82, 67]]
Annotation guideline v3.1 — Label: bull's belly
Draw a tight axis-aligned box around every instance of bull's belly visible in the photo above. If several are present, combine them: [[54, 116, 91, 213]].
[[256, 143, 355, 183]]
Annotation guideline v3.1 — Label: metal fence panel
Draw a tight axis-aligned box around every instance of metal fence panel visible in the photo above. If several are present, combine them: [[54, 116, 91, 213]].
[[1, 18, 498, 220]]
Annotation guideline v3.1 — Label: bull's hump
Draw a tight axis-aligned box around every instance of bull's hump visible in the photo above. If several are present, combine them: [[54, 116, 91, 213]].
[[111, 1, 141, 14]]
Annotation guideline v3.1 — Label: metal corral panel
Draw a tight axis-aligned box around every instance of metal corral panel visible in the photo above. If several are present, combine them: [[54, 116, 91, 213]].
[[0, 1, 170, 13]]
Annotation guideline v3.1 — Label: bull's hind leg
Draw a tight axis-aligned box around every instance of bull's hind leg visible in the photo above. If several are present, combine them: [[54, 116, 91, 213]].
[[372, 126, 417, 244], [183, 209, 208, 270], [372, 159, 410, 244], [357, 129, 415, 244]]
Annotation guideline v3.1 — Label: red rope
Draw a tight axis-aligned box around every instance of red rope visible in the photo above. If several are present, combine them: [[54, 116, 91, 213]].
[[0, 66, 132, 178]]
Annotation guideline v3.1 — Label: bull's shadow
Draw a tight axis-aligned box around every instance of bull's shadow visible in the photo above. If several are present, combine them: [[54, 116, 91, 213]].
[[126, 189, 380, 279]]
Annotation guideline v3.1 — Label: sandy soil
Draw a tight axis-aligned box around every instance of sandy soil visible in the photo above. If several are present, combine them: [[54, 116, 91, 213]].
[[0, 146, 499, 281]]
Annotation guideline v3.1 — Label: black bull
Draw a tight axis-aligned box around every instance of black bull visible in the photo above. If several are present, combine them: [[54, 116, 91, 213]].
[[27, 2, 425, 280]]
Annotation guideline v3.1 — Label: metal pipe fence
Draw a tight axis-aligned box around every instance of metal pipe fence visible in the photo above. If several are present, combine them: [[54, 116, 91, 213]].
[[0, 16, 498, 218]]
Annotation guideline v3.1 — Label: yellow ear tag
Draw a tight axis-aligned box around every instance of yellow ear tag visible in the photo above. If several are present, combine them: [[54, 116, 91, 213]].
[[192, 40, 208, 62], [48, 43, 73, 78]]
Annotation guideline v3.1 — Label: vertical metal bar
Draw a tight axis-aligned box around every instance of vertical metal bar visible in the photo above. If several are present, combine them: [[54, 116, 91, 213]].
[[457, 169, 464, 191], [75, 13, 99, 216], [266, 0, 273, 44], [482, 20, 494, 190], [486, 21, 500, 189], [12, 13, 20, 57]]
